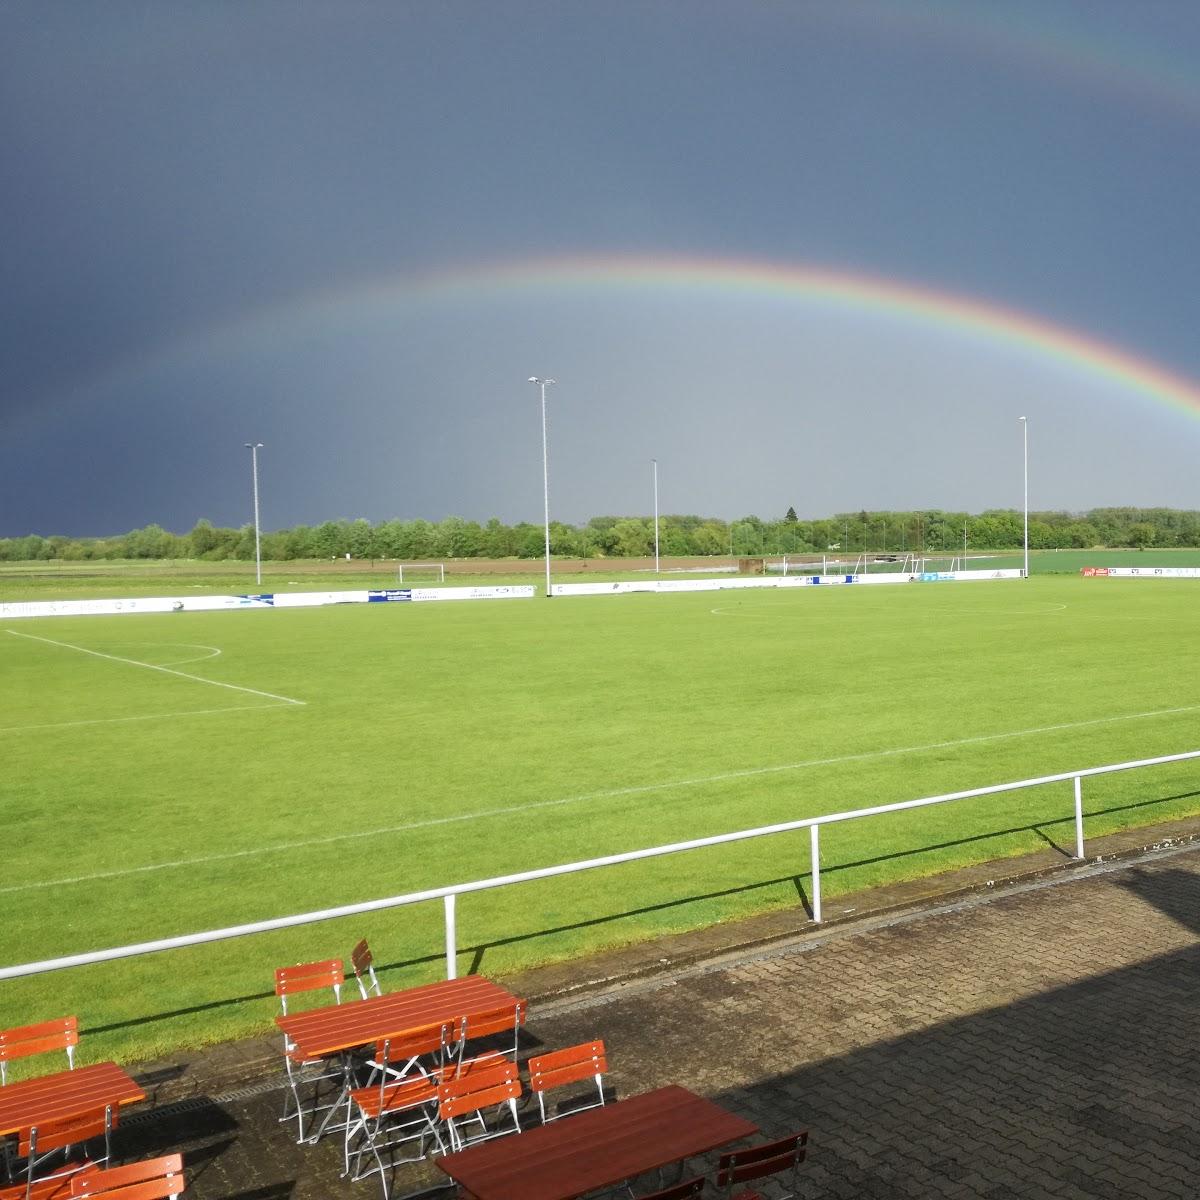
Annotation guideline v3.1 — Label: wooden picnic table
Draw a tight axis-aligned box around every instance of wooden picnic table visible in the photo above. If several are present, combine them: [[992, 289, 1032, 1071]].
[[275, 974, 523, 1061], [0, 1061, 145, 1139], [436, 1084, 759, 1200]]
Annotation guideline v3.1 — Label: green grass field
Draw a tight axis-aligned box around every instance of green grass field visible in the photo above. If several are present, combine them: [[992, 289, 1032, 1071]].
[[3, 570, 1199, 1067]]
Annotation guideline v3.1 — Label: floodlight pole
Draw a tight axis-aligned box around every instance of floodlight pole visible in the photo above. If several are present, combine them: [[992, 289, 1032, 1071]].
[[245, 442, 264, 586], [1019, 416, 1029, 580], [529, 377, 556, 598], [652, 458, 660, 575]]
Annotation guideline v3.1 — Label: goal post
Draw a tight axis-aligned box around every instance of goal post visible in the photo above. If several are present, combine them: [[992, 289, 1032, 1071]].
[[397, 562, 446, 584]]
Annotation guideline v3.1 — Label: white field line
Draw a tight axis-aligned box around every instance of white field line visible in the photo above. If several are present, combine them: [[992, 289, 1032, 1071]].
[[0, 703, 292, 736], [4, 700, 1198, 897], [4, 630, 305, 706]]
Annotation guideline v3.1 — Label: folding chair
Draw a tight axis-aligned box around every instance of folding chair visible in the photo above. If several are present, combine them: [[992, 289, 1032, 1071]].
[[526, 1040, 607, 1124], [350, 1022, 456, 1171], [11, 1107, 114, 1200], [444, 1000, 526, 1069], [69, 1153, 184, 1198], [642, 1179, 705, 1200], [0, 1019, 78, 1087], [350, 940, 381, 1000], [436, 1056, 522, 1152], [714, 1132, 808, 1200], [359, 1020, 455, 1092], [344, 1066, 451, 1194], [274, 958, 344, 1143]]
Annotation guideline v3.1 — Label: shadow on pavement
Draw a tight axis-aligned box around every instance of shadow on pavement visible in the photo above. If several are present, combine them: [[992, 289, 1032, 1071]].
[[1115, 863, 1200, 937], [707, 950, 1200, 1197]]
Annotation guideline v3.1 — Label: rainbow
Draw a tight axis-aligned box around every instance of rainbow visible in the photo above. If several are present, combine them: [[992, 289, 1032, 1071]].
[[302, 255, 1200, 421], [838, 2, 1200, 126], [67, 255, 1200, 424]]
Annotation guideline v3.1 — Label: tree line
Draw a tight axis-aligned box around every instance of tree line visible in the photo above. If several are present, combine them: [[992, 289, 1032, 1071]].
[[3, 507, 1198, 563]]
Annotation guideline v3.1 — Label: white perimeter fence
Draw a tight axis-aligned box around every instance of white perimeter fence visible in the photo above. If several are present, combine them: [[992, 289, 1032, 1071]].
[[4, 748, 1198, 985], [0, 568, 1022, 619]]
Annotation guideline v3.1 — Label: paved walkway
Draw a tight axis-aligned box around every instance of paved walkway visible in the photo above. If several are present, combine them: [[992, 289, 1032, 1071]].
[[115, 834, 1200, 1199]]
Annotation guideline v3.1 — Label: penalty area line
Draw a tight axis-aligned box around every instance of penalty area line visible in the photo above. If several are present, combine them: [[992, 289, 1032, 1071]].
[[5, 699, 1199, 896], [4, 629, 306, 707]]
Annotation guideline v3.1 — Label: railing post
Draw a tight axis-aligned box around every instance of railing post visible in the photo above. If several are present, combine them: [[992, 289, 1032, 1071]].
[[1074, 776, 1085, 860], [444, 894, 457, 979], [810, 825, 822, 924]]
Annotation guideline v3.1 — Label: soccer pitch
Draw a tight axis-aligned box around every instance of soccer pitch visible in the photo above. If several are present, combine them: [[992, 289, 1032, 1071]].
[[4, 576, 1199, 1063]]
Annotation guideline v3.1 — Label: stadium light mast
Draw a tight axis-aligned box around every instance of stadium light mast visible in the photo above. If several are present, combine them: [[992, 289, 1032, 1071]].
[[652, 458, 660, 575], [1019, 416, 1029, 580], [245, 442, 264, 586], [528, 377, 556, 598]]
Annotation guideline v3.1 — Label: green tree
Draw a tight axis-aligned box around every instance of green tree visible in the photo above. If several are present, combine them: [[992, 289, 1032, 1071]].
[[1127, 522, 1156, 548], [189, 519, 220, 557], [612, 518, 652, 557]]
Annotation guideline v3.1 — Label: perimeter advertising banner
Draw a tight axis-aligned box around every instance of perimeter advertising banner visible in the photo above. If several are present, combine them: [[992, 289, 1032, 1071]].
[[0, 584, 534, 620], [1082, 567, 1200, 578], [550, 569, 1020, 597]]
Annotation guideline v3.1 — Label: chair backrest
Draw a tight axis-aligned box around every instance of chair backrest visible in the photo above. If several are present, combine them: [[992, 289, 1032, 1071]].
[[642, 1178, 705, 1200], [437, 1058, 521, 1120], [716, 1131, 808, 1190], [350, 939, 381, 999], [0, 1017, 79, 1085], [20, 1106, 115, 1159], [372, 1021, 454, 1074], [458, 999, 526, 1043], [70, 1153, 184, 1199], [527, 1040, 607, 1095], [273, 959, 343, 1015]]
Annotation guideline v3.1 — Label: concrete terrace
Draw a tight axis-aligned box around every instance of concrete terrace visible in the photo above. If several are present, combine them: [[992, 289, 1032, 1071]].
[[107, 818, 1200, 1199]]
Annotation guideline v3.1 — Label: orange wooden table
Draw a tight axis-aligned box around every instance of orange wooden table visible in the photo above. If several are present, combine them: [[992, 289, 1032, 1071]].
[[0, 1062, 144, 1140], [275, 975, 524, 1143], [436, 1085, 758, 1200], [275, 975, 523, 1061]]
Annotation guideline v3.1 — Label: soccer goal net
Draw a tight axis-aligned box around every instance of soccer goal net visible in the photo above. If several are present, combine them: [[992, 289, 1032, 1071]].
[[397, 562, 446, 583]]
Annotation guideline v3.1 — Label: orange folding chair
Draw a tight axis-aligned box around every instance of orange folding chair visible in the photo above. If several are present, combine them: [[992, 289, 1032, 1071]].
[[11, 1106, 114, 1200], [436, 1056, 522, 1152], [526, 1040, 608, 1124], [69, 1154, 184, 1199], [350, 940, 382, 1000], [274, 958, 344, 1143], [344, 1064, 452, 1193], [444, 1000, 526, 1069], [714, 1131, 808, 1199], [345, 1020, 454, 1175], [0, 1019, 79, 1087], [360, 1019, 455, 1090]]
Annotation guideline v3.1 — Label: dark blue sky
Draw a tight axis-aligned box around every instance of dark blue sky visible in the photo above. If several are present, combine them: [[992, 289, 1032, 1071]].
[[3, 1, 1199, 537]]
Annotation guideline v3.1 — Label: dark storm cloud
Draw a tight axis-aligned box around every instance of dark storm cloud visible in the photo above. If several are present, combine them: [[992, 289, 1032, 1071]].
[[3, 1, 1199, 536]]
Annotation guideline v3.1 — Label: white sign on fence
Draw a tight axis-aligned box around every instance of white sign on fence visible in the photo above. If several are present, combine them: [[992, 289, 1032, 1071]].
[[0, 585, 534, 620], [550, 569, 1021, 597], [1082, 566, 1200, 579]]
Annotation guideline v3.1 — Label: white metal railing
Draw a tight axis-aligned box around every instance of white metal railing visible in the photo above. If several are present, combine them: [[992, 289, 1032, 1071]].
[[3, 748, 1198, 983]]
